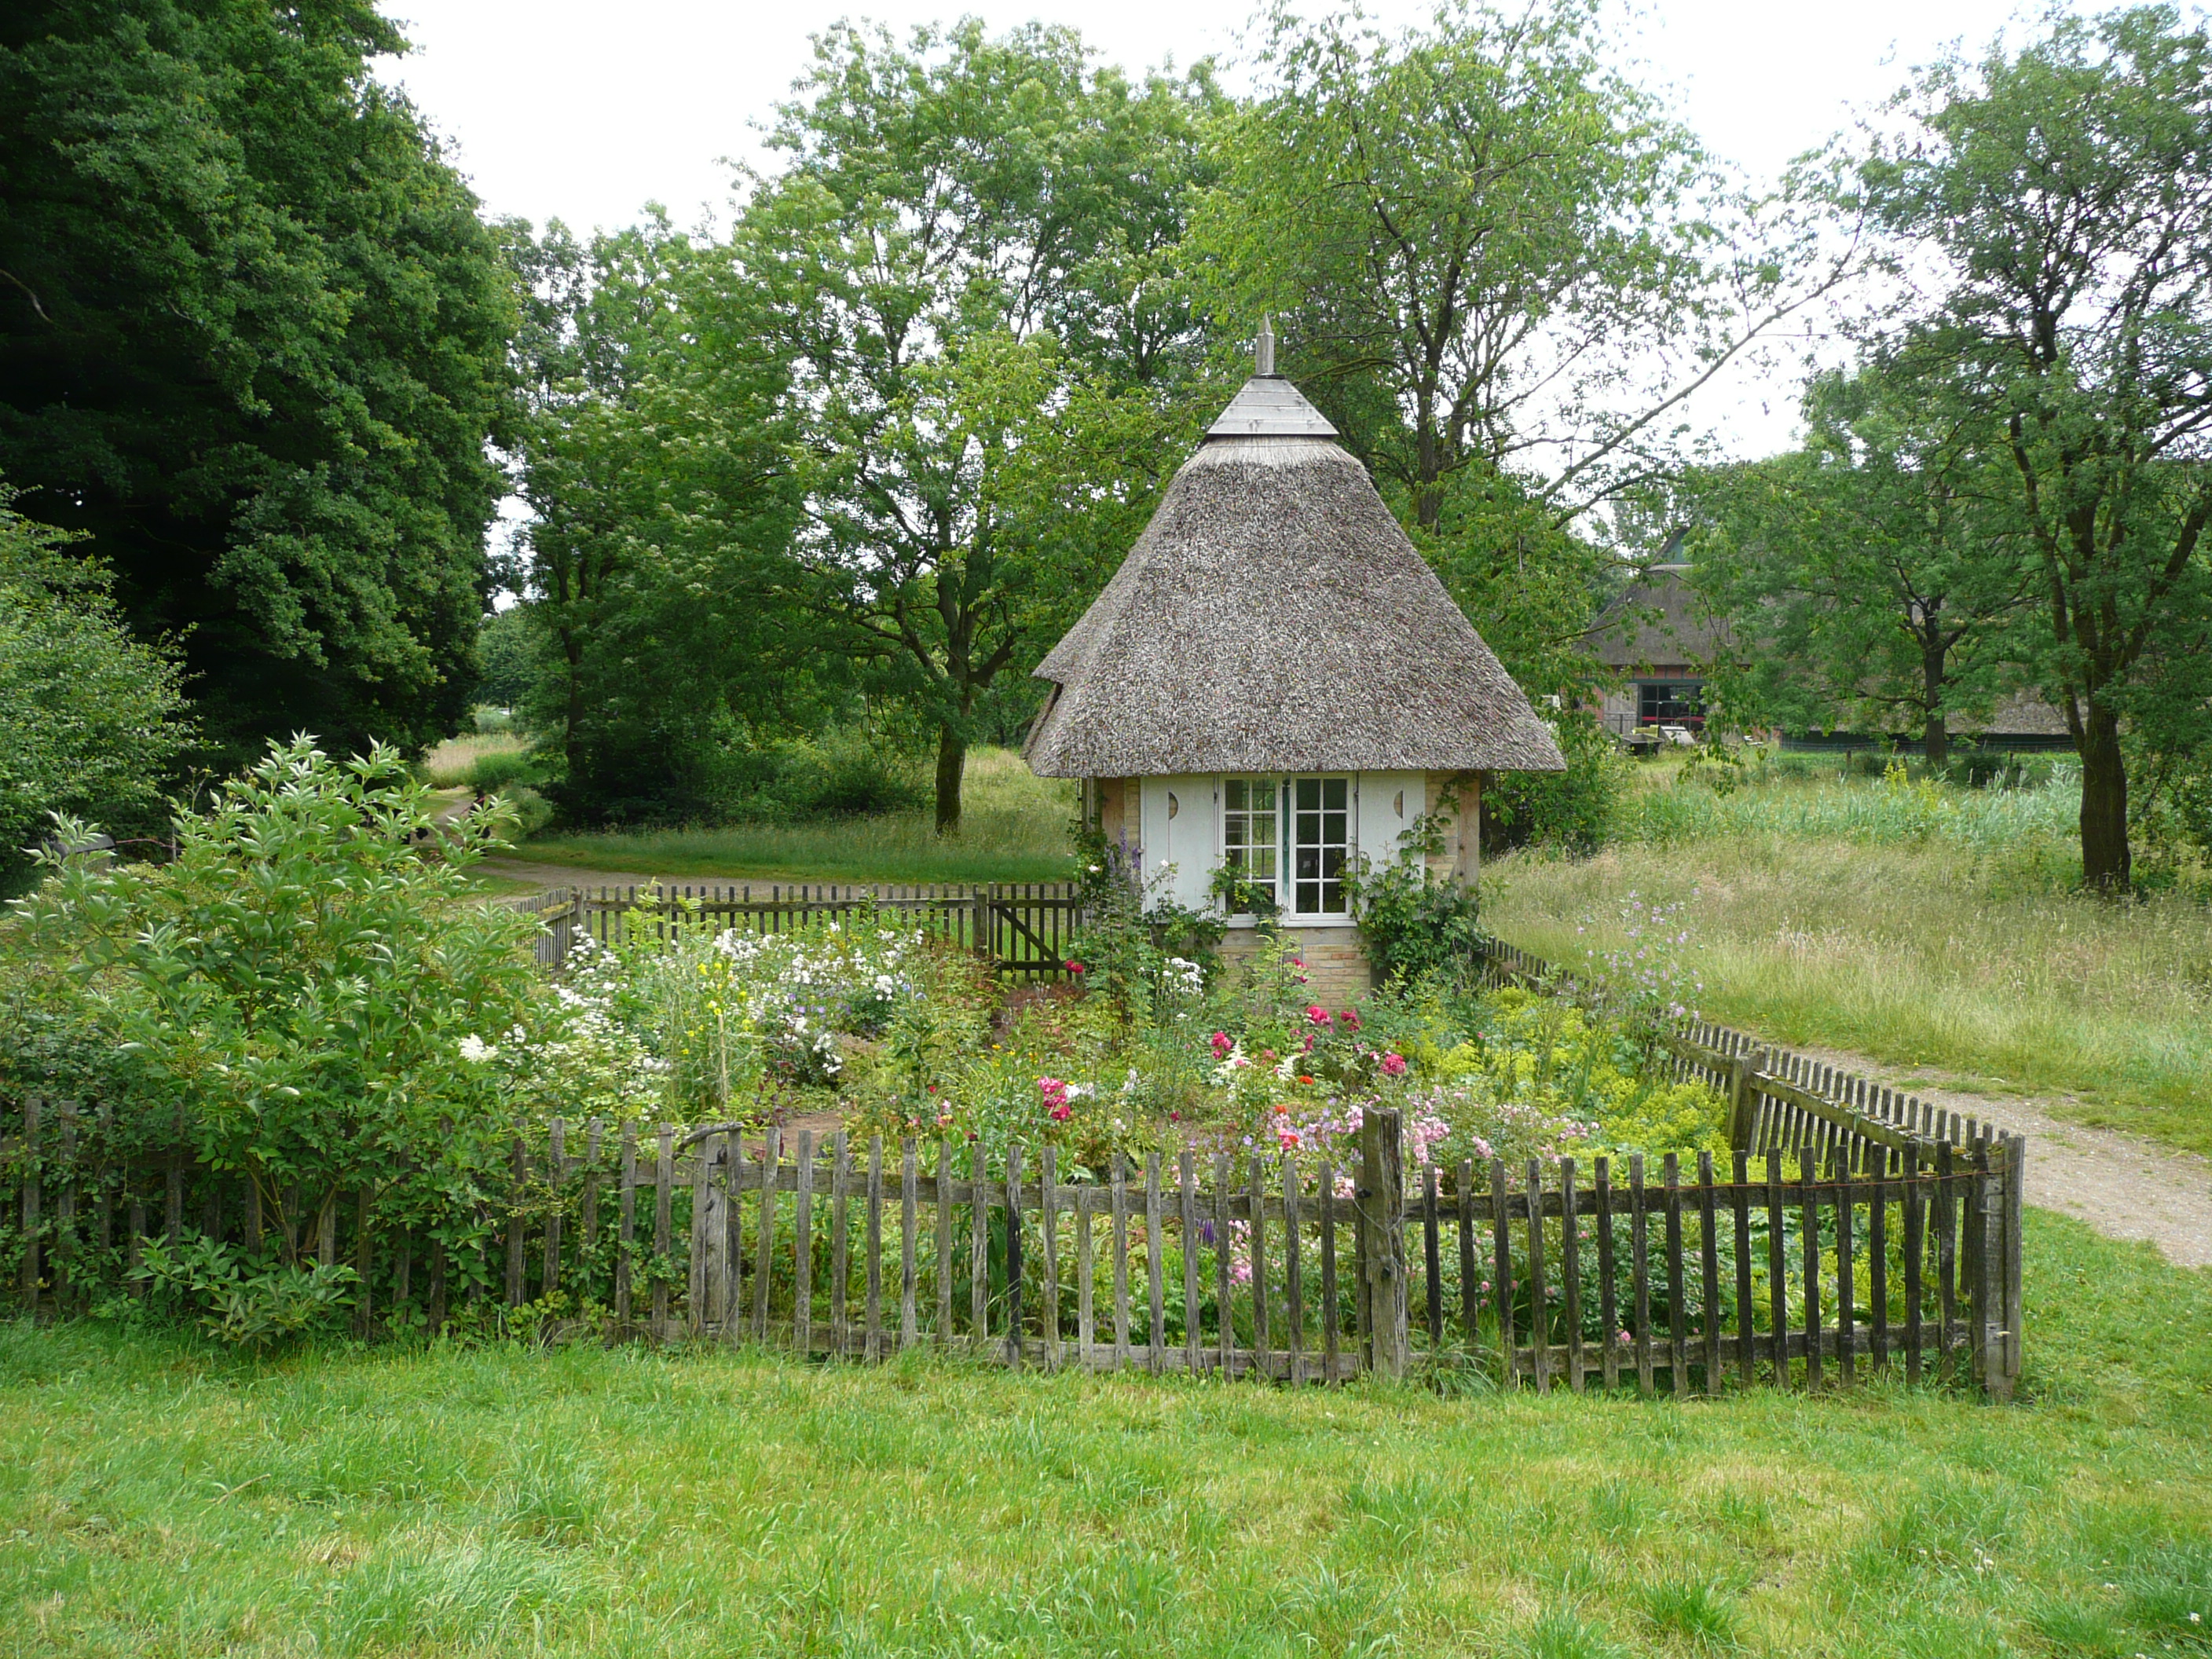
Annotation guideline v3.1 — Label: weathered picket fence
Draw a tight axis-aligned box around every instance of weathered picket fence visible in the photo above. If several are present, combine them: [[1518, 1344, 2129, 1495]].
[[1478, 937, 2025, 1397], [2, 1085, 2022, 1399], [508, 884, 1083, 978]]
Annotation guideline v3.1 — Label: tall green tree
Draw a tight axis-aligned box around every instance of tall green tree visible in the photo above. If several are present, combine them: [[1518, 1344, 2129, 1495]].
[[1689, 365, 2034, 766], [742, 20, 1225, 830], [1852, 5, 2212, 889], [0, 487, 191, 885], [1195, 0, 1846, 533], [504, 218, 812, 822], [0, 0, 513, 764]]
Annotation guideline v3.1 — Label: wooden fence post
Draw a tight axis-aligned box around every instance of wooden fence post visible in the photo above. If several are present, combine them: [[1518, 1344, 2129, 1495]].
[[19, 1098, 42, 1313], [2005, 1133, 2025, 1393], [1974, 1141, 2015, 1401], [1725, 1050, 1764, 1151], [1357, 1106, 1408, 1379]]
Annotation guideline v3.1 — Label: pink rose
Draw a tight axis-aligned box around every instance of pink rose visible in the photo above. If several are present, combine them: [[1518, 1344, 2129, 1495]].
[[1379, 1052, 1408, 1079], [1306, 1005, 1331, 1026]]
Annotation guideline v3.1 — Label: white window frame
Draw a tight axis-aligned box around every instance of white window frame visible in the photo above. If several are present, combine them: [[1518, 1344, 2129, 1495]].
[[1217, 775, 1280, 917], [1287, 775, 1354, 919]]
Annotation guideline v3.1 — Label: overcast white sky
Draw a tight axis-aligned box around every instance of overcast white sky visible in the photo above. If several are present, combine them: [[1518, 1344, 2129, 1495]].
[[375, 0, 2100, 459]]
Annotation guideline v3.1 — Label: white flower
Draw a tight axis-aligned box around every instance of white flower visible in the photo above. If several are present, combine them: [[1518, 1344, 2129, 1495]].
[[459, 1034, 497, 1064]]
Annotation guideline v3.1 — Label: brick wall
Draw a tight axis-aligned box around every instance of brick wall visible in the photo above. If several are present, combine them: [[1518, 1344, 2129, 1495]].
[[1218, 926, 1374, 1005]]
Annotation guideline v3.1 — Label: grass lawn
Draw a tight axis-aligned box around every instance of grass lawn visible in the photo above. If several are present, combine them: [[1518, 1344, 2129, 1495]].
[[514, 748, 1078, 885], [1485, 761, 2212, 1156], [0, 1212, 2207, 1657]]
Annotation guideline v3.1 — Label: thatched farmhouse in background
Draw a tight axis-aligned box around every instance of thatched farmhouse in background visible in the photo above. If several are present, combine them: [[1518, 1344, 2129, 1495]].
[[1584, 562, 2073, 754], [1584, 557, 1728, 740], [1024, 325, 1565, 1000]]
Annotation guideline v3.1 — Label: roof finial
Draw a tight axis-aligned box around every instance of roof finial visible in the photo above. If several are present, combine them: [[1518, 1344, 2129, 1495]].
[[1255, 314, 1276, 377]]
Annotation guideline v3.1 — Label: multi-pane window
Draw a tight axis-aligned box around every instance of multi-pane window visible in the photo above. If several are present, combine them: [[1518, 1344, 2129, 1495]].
[[1221, 778, 1279, 906], [1638, 680, 1705, 727], [1292, 776, 1350, 914]]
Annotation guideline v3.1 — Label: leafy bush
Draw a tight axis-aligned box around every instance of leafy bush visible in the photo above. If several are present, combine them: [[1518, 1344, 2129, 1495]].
[[555, 718, 929, 827], [471, 748, 544, 793], [1344, 811, 1485, 984], [1063, 836, 1225, 1022], [9, 738, 541, 1274], [130, 1236, 359, 1349], [0, 488, 192, 888], [500, 785, 555, 840], [1481, 714, 1624, 856]]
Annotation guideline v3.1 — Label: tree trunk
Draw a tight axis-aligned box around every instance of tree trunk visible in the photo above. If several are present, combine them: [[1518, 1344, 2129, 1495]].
[[1921, 628, 1950, 771], [2078, 705, 2130, 894], [1923, 710, 1949, 771], [934, 723, 967, 835]]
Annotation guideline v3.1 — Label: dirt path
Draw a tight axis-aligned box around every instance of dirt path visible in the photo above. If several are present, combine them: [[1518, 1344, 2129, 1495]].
[[481, 856, 687, 891], [1775, 1038, 2212, 1270]]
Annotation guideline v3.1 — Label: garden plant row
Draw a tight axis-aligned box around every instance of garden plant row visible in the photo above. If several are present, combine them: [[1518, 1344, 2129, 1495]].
[[3, 1019, 2023, 1398]]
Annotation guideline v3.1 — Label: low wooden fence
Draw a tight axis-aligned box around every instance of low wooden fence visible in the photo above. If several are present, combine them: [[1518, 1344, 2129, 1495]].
[[1478, 937, 2024, 1397], [0, 928, 2025, 1398], [2, 1103, 2021, 1399], [511, 883, 1083, 979]]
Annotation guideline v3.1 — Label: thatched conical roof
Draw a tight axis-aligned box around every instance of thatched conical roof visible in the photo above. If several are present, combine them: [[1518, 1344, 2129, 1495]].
[[1024, 374, 1566, 778]]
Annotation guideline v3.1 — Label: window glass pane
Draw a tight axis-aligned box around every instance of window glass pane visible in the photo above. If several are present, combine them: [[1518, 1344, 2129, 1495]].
[[1287, 775, 1352, 915], [1220, 777, 1279, 906]]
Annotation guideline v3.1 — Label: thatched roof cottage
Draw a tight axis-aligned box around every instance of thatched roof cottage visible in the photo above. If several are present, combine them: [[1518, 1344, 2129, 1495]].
[[1024, 326, 1565, 999]]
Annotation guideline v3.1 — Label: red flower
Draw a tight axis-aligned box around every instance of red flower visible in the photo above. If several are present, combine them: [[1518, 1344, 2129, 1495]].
[[1306, 1005, 1331, 1026], [1064, 959, 1086, 974], [1337, 1008, 1362, 1033]]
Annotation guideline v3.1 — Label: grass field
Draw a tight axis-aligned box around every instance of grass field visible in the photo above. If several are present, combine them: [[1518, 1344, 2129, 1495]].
[[1485, 761, 2212, 1156], [0, 1212, 2206, 1657], [420, 734, 529, 790], [515, 748, 1079, 884]]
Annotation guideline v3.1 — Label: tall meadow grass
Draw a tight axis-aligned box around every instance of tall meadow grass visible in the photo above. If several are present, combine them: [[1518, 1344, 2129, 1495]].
[[420, 733, 528, 790], [1488, 764, 2212, 1152]]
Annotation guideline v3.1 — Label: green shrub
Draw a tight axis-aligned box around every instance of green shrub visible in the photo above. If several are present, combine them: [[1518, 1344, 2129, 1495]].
[[0, 489, 192, 887], [707, 726, 929, 821], [1344, 811, 1485, 984], [1481, 713, 1624, 856], [470, 747, 542, 793], [129, 1236, 359, 1349], [502, 785, 555, 839], [9, 738, 541, 1279]]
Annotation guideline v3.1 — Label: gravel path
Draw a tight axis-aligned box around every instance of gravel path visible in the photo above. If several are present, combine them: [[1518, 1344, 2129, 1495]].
[[1782, 1040, 2212, 1270]]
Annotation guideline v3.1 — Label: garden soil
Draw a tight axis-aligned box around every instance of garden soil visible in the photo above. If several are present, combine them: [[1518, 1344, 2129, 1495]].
[[1782, 1040, 2212, 1271]]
